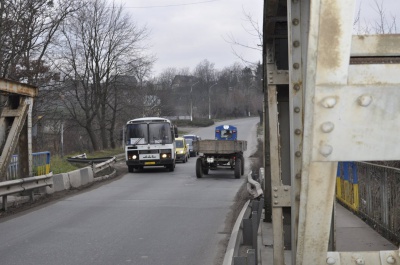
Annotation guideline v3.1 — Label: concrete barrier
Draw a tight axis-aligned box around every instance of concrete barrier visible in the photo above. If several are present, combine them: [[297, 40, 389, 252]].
[[80, 167, 94, 186], [2, 156, 118, 210], [52, 173, 71, 192]]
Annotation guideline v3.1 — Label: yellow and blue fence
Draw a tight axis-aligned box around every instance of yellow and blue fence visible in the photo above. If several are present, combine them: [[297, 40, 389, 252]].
[[336, 162, 359, 211], [7, 151, 51, 180]]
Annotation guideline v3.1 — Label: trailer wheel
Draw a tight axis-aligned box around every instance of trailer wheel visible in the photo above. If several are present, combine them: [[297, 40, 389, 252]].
[[234, 158, 241, 179], [240, 156, 245, 176], [196, 158, 203, 178], [128, 165, 134, 173], [203, 166, 209, 175]]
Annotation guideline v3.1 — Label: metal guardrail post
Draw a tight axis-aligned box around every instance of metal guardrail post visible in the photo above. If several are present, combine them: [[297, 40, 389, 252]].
[[252, 210, 258, 261], [246, 249, 256, 265]]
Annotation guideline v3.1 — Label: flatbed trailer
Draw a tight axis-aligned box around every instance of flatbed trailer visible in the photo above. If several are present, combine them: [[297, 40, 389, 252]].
[[193, 139, 247, 179]]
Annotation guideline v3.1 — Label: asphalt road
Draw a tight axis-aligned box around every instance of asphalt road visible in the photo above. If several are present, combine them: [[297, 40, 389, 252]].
[[0, 117, 259, 265]]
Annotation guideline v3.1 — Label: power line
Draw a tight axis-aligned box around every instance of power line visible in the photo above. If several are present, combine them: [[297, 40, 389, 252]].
[[122, 0, 220, 9]]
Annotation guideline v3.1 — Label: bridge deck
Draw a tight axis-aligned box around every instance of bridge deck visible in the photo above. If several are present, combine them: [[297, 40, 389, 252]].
[[260, 202, 397, 264]]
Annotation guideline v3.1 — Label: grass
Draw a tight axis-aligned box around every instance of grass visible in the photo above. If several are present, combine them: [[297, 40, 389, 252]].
[[50, 148, 124, 174]]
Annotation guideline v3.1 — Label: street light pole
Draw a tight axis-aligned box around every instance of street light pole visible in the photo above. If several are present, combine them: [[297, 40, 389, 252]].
[[208, 83, 218, 119], [190, 81, 199, 121]]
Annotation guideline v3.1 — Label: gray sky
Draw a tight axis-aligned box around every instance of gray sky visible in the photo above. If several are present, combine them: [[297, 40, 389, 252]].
[[116, 0, 399, 77], [355, 0, 400, 33], [118, 0, 263, 76]]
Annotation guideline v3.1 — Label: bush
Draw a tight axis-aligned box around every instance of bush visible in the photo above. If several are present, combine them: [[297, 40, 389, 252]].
[[173, 118, 214, 127]]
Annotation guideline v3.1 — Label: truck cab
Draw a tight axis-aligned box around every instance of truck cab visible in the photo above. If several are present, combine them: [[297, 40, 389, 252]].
[[215, 125, 237, 140]]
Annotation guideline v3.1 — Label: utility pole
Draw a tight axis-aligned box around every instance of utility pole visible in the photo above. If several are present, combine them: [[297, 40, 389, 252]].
[[190, 81, 199, 121], [208, 83, 218, 119]]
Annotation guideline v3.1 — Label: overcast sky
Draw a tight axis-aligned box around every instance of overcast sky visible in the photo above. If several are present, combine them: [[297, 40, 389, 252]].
[[116, 0, 399, 77], [117, 0, 263, 76]]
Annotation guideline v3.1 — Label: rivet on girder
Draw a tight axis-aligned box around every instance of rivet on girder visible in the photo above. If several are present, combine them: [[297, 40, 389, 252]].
[[295, 173, 301, 179], [321, 122, 334, 133], [386, 255, 396, 264], [292, 18, 299, 25], [293, 84, 300, 91], [357, 94, 373, 107], [321, 97, 337, 108], [284, 187, 288, 191], [273, 187, 278, 191], [326, 257, 336, 265], [293, 63, 300, 69], [295, 151, 301, 157], [295, 195, 300, 201], [356, 258, 365, 265], [274, 201, 278, 204], [294, 107, 300, 113], [319, 145, 333, 157], [295, 129, 301, 135], [293, 40, 300, 47], [274, 194, 278, 198]]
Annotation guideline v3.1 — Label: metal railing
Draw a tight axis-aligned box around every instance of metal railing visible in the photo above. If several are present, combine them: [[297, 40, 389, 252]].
[[0, 173, 53, 211], [336, 161, 400, 244], [223, 170, 264, 265]]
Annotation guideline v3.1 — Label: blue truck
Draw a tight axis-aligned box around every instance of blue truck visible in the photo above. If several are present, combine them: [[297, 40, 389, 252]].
[[193, 125, 247, 179]]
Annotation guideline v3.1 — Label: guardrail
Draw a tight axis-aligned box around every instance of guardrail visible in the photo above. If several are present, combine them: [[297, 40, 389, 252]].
[[0, 173, 53, 211], [223, 170, 264, 265], [92, 157, 116, 175]]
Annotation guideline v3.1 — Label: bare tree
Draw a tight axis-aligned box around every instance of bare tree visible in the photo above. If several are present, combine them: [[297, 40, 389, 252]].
[[354, 0, 398, 34], [224, 8, 262, 68], [0, 0, 80, 83], [53, 0, 151, 151]]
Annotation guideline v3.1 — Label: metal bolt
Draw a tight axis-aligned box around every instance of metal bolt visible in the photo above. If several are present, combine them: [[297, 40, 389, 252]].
[[274, 201, 278, 204], [293, 84, 300, 91], [319, 145, 333, 157], [295, 173, 301, 179], [293, 63, 300, 69], [326, 257, 336, 265], [292, 18, 299, 25], [295, 195, 300, 201], [269, 72, 273, 75], [387, 255, 396, 264], [295, 129, 301, 135], [356, 258, 365, 265], [293, 40, 300, 47], [321, 97, 337, 108], [295, 151, 301, 157], [321, 122, 334, 133], [274, 194, 278, 198], [294, 107, 300, 113], [357, 94, 373, 107], [273, 187, 278, 191], [284, 187, 288, 191]]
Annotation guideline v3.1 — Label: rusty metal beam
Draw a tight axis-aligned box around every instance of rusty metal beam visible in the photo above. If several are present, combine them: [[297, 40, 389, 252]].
[[0, 78, 38, 97], [0, 102, 29, 180]]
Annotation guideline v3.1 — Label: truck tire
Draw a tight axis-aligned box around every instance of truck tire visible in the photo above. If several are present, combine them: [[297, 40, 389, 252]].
[[196, 158, 203, 178], [234, 158, 241, 179], [203, 166, 209, 175], [128, 165, 134, 173], [169, 162, 175, 172]]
